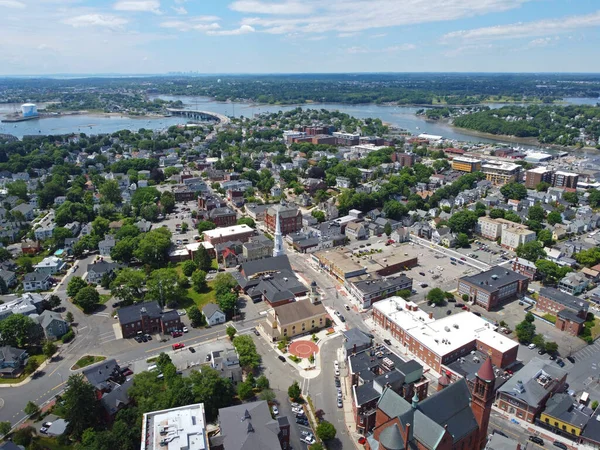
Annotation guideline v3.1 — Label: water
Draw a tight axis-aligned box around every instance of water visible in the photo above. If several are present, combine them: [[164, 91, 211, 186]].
[[0, 96, 598, 149]]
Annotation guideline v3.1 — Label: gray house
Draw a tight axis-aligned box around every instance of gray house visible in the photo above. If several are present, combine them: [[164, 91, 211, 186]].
[[0, 346, 28, 378], [203, 303, 226, 326], [38, 310, 69, 340]]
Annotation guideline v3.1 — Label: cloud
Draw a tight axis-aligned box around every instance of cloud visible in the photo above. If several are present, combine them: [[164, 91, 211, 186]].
[[338, 32, 357, 38], [171, 6, 187, 15], [63, 14, 129, 29], [443, 43, 493, 57], [160, 20, 221, 31], [230, 0, 311, 15], [237, 0, 532, 34], [370, 33, 387, 39], [347, 43, 415, 54], [207, 24, 255, 36], [0, 0, 25, 8], [113, 0, 161, 14], [442, 10, 600, 42]]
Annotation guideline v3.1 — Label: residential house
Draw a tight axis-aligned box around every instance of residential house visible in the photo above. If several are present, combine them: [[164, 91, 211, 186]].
[[210, 348, 242, 384], [10, 203, 35, 221], [33, 256, 66, 275], [21, 240, 42, 255], [86, 261, 119, 284], [0, 269, 16, 288], [511, 257, 538, 281], [0, 346, 28, 378], [202, 304, 226, 326], [346, 222, 367, 240], [38, 310, 69, 340], [558, 272, 589, 296], [98, 235, 117, 257]]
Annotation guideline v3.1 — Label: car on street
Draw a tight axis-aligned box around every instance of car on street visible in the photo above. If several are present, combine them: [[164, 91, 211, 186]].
[[334, 378, 341, 387], [337, 398, 343, 408], [292, 406, 303, 414], [335, 368, 340, 376], [121, 367, 133, 377], [528, 436, 544, 445], [296, 417, 308, 425], [141, 335, 148, 342], [172, 343, 185, 350], [566, 356, 575, 364], [538, 349, 546, 355], [553, 442, 567, 449], [272, 406, 279, 416], [334, 310, 341, 316], [171, 331, 182, 338], [291, 402, 300, 408], [183, 327, 188, 333], [334, 361, 339, 370], [339, 315, 346, 322], [419, 272, 425, 276], [278, 355, 286, 362], [145, 334, 152, 341], [383, 339, 392, 346], [253, 328, 260, 336], [344, 304, 350, 311]]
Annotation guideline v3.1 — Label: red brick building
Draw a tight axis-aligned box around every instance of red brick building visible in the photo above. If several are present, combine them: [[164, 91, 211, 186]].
[[537, 287, 588, 336], [458, 266, 529, 311], [266, 205, 302, 235], [117, 302, 182, 338], [511, 257, 538, 281], [208, 207, 237, 227], [198, 195, 225, 211]]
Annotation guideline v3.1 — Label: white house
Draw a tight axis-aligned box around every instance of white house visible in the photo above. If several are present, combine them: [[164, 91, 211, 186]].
[[98, 235, 116, 257], [202, 304, 226, 326], [34, 256, 66, 275], [23, 273, 52, 292]]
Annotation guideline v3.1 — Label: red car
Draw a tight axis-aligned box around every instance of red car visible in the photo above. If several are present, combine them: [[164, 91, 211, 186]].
[[460, 257, 466, 261], [171, 331, 182, 338], [358, 437, 367, 445], [172, 343, 185, 350]]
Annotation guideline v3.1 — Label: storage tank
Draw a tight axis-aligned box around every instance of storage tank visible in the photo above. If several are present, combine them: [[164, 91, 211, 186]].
[[21, 103, 38, 118]]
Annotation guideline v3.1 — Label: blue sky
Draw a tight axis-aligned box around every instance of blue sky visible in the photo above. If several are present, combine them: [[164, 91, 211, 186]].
[[1, 0, 600, 75]]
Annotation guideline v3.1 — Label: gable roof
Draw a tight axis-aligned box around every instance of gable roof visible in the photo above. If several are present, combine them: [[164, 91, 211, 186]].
[[39, 310, 66, 329], [202, 303, 223, 318], [0, 346, 27, 363], [82, 358, 120, 391], [273, 300, 327, 326], [217, 400, 282, 450]]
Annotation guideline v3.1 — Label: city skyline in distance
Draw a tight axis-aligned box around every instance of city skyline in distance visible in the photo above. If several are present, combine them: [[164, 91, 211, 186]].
[[1, 0, 600, 75]]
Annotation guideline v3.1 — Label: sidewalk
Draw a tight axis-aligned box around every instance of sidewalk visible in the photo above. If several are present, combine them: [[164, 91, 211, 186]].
[[337, 347, 363, 450]]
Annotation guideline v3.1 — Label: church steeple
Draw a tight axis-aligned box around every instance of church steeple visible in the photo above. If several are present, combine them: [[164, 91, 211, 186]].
[[273, 208, 285, 257], [472, 358, 495, 449]]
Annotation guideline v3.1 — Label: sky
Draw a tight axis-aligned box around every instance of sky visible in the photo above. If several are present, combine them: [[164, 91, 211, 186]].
[[1, 0, 600, 75]]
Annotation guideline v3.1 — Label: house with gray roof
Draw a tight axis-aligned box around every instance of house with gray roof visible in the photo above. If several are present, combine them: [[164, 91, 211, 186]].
[[0, 346, 28, 378], [86, 261, 119, 284], [202, 304, 226, 326], [38, 310, 69, 340], [23, 272, 52, 292]]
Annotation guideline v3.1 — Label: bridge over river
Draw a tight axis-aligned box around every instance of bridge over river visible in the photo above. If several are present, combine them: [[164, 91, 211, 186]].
[[166, 109, 230, 127]]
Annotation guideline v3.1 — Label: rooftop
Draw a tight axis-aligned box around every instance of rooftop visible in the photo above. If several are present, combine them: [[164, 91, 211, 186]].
[[527, 166, 552, 174], [272, 299, 327, 326], [543, 393, 591, 430], [203, 224, 254, 239], [482, 161, 522, 172], [460, 266, 528, 294], [540, 287, 588, 312], [453, 156, 482, 163], [142, 403, 208, 450], [215, 401, 282, 450]]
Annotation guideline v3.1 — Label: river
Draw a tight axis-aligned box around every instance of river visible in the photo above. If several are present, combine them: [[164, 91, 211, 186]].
[[0, 96, 598, 149]]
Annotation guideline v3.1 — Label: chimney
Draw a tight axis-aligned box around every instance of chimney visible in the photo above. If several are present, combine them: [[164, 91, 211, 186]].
[[428, 312, 433, 319], [403, 423, 411, 446], [353, 344, 357, 355]]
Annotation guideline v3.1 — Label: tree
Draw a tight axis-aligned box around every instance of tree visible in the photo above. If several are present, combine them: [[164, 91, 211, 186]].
[[311, 210, 325, 223], [237, 380, 254, 401], [489, 209, 505, 219], [592, 400, 599, 410], [197, 220, 217, 233], [383, 200, 408, 220], [0, 277, 7, 295], [316, 421, 337, 441], [43, 340, 57, 359], [217, 291, 238, 316], [574, 248, 600, 267], [191, 270, 207, 292], [134, 229, 171, 268], [99, 179, 122, 204], [462, 294, 469, 302], [528, 204, 545, 223], [500, 182, 527, 200], [189, 367, 235, 421], [63, 374, 101, 439], [545, 341, 558, 354], [0, 314, 39, 347], [146, 268, 185, 308], [532, 334, 545, 348], [515, 320, 536, 344], [384, 221, 392, 237], [187, 306, 205, 327], [0, 421, 11, 437], [233, 335, 261, 371], [516, 240, 546, 262], [535, 260, 571, 285], [537, 229, 553, 247], [288, 380, 302, 401], [563, 191, 579, 206], [160, 191, 176, 214], [448, 210, 478, 234], [48, 294, 61, 309], [0, 247, 11, 263], [110, 237, 138, 263], [194, 245, 213, 272], [66, 311, 74, 323], [182, 260, 198, 277], [75, 286, 100, 313], [589, 189, 600, 208], [456, 233, 470, 248], [259, 389, 276, 403], [214, 273, 237, 295], [11, 426, 35, 447], [156, 352, 173, 373], [226, 325, 237, 341], [67, 276, 88, 298], [525, 312, 535, 323], [426, 288, 445, 306], [110, 268, 145, 305], [92, 216, 110, 239], [536, 181, 550, 192], [24, 401, 39, 417], [547, 211, 562, 225], [256, 375, 270, 391], [237, 217, 256, 228]]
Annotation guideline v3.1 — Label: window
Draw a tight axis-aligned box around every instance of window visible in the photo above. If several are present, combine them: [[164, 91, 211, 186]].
[[545, 418, 549, 424], [571, 429, 576, 434], [554, 422, 559, 427], [562, 425, 566, 431]]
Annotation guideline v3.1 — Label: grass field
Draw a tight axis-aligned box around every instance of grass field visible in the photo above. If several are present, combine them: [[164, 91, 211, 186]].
[[71, 355, 106, 370]]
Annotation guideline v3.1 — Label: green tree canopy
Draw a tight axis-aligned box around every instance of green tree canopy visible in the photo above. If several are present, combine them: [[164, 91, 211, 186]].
[[316, 421, 337, 441], [146, 268, 185, 308], [448, 210, 478, 234], [63, 374, 101, 439], [515, 240, 546, 262], [0, 314, 40, 347], [75, 286, 100, 313], [500, 182, 527, 200], [288, 380, 301, 401], [233, 335, 261, 371], [426, 288, 445, 305]]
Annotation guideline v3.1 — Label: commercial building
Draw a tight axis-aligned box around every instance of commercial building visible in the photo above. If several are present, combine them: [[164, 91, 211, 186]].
[[458, 266, 529, 311], [210, 401, 290, 450], [482, 161, 522, 185], [265, 204, 302, 235], [496, 358, 567, 423], [207, 207, 237, 227], [141, 403, 208, 450], [452, 156, 482, 173], [262, 298, 328, 341], [525, 167, 553, 189], [552, 171, 579, 189], [537, 287, 588, 336], [348, 274, 413, 308], [366, 360, 494, 450], [373, 297, 518, 373], [500, 223, 536, 250], [203, 224, 255, 246], [539, 393, 591, 438], [117, 302, 182, 338]]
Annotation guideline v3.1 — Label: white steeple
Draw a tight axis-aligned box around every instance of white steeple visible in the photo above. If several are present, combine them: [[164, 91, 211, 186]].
[[273, 207, 285, 257]]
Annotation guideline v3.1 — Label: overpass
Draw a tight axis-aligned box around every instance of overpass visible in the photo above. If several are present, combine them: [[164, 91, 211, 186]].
[[166, 109, 231, 127]]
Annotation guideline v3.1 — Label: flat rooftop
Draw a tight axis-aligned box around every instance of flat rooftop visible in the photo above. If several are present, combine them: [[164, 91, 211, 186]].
[[482, 161, 521, 172], [453, 156, 482, 163], [203, 224, 253, 238], [460, 266, 528, 293], [142, 403, 208, 450], [528, 166, 552, 174]]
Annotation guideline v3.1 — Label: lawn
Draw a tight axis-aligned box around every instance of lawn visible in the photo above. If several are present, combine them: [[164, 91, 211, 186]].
[[36, 437, 72, 450], [71, 355, 106, 370], [186, 281, 217, 310], [99, 294, 111, 305], [0, 354, 47, 384]]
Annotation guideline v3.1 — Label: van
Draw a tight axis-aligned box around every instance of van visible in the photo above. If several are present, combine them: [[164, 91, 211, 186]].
[[528, 343, 536, 350]]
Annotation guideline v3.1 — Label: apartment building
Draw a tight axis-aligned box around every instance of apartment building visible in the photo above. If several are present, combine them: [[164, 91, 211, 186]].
[[525, 166, 553, 189], [552, 171, 579, 189], [477, 216, 504, 240], [451, 156, 482, 173], [500, 223, 536, 250], [482, 161, 522, 185]]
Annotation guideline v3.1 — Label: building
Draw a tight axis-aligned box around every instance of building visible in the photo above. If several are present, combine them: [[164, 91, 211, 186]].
[[202, 303, 226, 326], [83, 358, 133, 421], [485, 431, 521, 450], [373, 297, 518, 373], [0, 293, 45, 320], [203, 224, 255, 246], [496, 358, 567, 423], [262, 299, 328, 341], [366, 360, 494, 450], [242, 235, 273, 261], [208, 207, 237, 227], [511, 257, 538, 281], [580, 407, 600, 448], [525, 167, 553, 189], [38, 310, 69, 340], [21, 240, 42, 255], [349, 350, 429, 434], [210, 401, 290, 450], [345, 222, 368, 240], [500, 224, 536, 251], [33, 256, 66, 275], [476, 217, 503, 239], [99, 235, 117, 257], [272, 209, 285, 258], [539, 393, 591, 438], [342, 328, 373, 359], [86, 261, 119, 284], [558, 272, 589, 296], [482, 161, 522, 185], [265, 204, 302, 235], [537, 287, 588, 336], [0, 346, 28, 378], [210, 349, 242, 384], [452, 156, 482, 173], [23, 272, 52, 292], [141, 403, 208, 450], [117, 302, 183, 338], [458, 266, 529, 311], [552, 171, 579, 189], [172, 186, 196, 202], [348, 274, 413, 308]]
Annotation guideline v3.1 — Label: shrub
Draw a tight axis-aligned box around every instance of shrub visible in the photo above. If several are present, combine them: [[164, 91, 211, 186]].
[[62, 329, 75, 343]]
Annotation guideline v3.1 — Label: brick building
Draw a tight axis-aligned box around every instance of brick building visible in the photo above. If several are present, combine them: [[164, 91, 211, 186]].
[[525, 167, 552, 189], [458, 266, 529, 311], [265, 204, 302, 235], [208, 207, 237, 227], [552, 171, 579, 189], [511, 257, 538, 280], [203, 224, 255, 246], [537, 287, 588, 336], [197, 195, 225, 211], [117, 302, 182, 338]]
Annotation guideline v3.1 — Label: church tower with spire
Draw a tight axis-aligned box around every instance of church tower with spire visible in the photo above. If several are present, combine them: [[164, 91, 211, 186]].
[[471, 358, 495, 449], [273, 208, 285, 257]]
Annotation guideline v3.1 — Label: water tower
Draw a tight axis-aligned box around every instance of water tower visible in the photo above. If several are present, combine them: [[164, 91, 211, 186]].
[[21, 103, 38, 118]]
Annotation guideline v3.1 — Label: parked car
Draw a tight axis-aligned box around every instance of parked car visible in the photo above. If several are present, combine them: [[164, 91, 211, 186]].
[[383, 339, 392, 346], [205, 353, 211, 361], [272, 406, 279, 416], [337, 398, 343, 408], [538, 349, 546, 355], [566, 356, 575, 364], [339, 315, 346, 323], [182, 327, 188, 333], [141, 335, 148, 342], [528, 436, 544, 445], [344, 304, 350, 311], [455, 303, 464, 308], [556, 359, 565, 367], [253, 328, 260, 336], [335, 378, 341, 388], [172, 343, 185, 350], [134, 336, 143, 343], [278, 355, 286, 362], [553, 441, 567, 449], [419, 272, 426, 276], [171, 331, 182, 338]]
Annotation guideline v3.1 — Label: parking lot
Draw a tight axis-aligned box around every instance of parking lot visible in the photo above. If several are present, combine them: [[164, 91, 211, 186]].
[[153, 199, 200, 247], [452, 237, 513, 266]]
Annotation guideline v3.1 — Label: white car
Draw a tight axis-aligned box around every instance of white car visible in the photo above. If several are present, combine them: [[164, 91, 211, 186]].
[[335, 368, 340, 377], [272, 406, 279, 416], [302, 435, 316, 445], [183, 326, 188, 333], [337, 398, 343, 408], [292, 406, 303, 413], [337, 390, 342, 398], [528, 343, 536, 350], [334, 360, 339, 370]]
